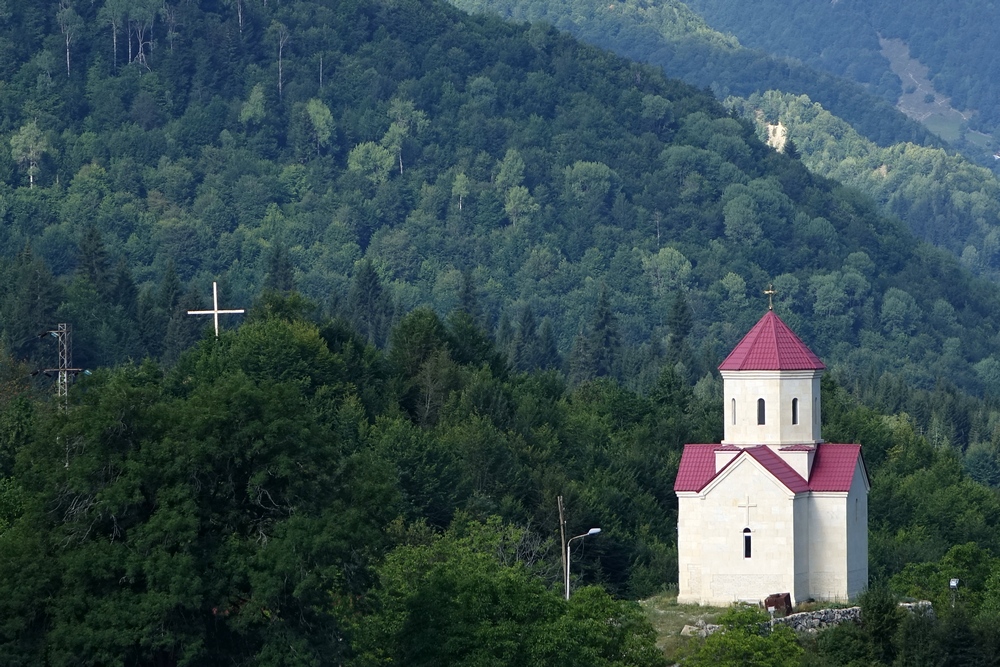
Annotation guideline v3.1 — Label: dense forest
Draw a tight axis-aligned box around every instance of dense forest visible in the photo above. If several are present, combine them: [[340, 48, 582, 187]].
[[451, 0, 1000, 278], [449, 0, 938, 149], [728, 91, 1000, 280], [3, 0, 1000, 663]]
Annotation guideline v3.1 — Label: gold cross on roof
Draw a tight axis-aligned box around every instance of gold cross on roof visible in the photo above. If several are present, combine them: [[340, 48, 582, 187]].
[[764, 284, 777, 310]]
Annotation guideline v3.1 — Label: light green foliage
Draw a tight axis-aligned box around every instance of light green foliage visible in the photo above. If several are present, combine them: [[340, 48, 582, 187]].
[[891, 543, 998, 612], [642, 246, 692, 296], [880, 287, 920, 337], [719, 272, 748, 308], [452, 171, 470, 210], [495, 148, 525, 192], [10, 121, 49, 187], [503, 184, 538, 228], [730, 90, 1000, 280], [381, 97, 427, 173], [682, 605, 801, 667], [239, 83, 266, 125], [348, 142, 394, 184], [305, 98, 335, 153]]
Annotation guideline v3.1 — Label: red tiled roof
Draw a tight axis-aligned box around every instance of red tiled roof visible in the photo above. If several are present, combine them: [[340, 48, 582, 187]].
[[808, 444, 863, 492], [718, 310, 825, 371], [744, 446, 809, 493], [674, 443, 862, 493], [674, 444, 722, 492]]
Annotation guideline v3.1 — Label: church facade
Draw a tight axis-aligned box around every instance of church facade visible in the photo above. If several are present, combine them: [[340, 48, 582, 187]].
[[674, 310, 868, 606]]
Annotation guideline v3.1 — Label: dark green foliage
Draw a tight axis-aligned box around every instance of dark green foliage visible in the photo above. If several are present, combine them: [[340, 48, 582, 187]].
[[348, 260, 394, 348], [75, 224, 110, 296], [263, 243, 296, 293], [351, 518, 667, 667]]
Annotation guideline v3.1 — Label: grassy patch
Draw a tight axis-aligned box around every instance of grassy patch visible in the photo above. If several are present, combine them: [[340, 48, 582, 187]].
[[640, 591, 728, 659]]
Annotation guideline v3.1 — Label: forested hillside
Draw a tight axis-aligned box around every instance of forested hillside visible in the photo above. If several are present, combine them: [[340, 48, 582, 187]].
[[685, 0, 1000, 142], [729, 91, 1000, 281], [5, 0, 1000, 664], [449, 0, 937, 148], [2, 0, 1000, 402]]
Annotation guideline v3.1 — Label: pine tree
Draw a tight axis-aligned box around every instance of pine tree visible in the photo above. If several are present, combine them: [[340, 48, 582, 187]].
[[157, 261, 181, 312], [511, 304, 540, 371], [537, 317, 561, 371], [110, 259, 138, 318], [588, 286, 620, 379], [136, 288, 167, 359], [162, 286, 206, 365], [347, 260, 393, 347], [568, 328, 597, 385], [457, 268, 485, 327], [495, 311, 514, 363], [77, 224, 111, 297], [665, 290, 694, 372], [264, 244, 296, 293], [0, 245, 62, 362]]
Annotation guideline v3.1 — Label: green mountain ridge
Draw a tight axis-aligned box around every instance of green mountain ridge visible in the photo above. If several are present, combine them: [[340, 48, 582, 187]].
[[685, 0, 1000, 153], [729, 90, 1000, 285], [448, 0, 939, 149], [0, 0, 996, 403]]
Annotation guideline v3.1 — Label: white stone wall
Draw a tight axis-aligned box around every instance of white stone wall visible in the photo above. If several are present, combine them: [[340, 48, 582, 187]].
[[677, 457, 798, 606], [793, 495, 810, 602], [807, 493, 849, 601], [846, 458, 869, 598], [721, 370, 822, 445]]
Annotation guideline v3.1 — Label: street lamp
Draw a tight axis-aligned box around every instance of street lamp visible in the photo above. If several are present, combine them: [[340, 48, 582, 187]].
[[565, 527, 601, 600]]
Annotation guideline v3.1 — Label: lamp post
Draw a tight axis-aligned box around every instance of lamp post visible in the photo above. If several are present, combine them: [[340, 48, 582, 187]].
[[565, 527, 601, 600]]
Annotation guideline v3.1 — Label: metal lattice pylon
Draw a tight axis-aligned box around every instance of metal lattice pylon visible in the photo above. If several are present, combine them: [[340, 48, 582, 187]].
[[41, 323, 83, 407]]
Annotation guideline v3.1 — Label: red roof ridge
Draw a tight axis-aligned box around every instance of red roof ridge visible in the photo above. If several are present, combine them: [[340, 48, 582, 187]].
[[674, 442, 863, 494], [718, 310, 825, 371]]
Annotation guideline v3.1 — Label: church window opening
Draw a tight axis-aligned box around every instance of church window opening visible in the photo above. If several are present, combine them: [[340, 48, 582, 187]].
[[743, 528, 752, 558], [792, 398, 799, 425], [732, 398, 736, 424], [757, 398, 765, 425], [814, 397, 818, 424]]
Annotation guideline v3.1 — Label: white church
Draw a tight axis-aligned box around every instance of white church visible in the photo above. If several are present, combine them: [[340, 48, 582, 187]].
[[674, 308, 868, 606]]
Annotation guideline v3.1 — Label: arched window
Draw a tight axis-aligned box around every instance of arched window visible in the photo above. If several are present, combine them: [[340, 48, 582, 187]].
[[757, 398, 765, 425], [732, 398, 736, 425], [743, 528, 752, 558], [814, 397, 818, 424], [791, 398, 799, 425]]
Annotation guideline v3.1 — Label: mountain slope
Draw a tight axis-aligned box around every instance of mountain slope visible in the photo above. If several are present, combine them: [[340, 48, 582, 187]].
[[0, 0, 998, 402]]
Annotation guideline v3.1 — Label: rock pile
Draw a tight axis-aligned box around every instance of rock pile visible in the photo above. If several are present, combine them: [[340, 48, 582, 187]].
[[678, 601, 934, 637], [772, 606, 861, 633]]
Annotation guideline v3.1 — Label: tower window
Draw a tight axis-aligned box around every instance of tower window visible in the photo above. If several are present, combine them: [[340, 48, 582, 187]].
[[732, 398, 736, 425], [757, 398, 765, 425], [792, 398, 799, 425], [743, 528, 752, 558]]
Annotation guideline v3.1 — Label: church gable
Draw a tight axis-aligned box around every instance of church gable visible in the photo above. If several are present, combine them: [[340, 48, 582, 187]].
[[699, 449, 805, 498]]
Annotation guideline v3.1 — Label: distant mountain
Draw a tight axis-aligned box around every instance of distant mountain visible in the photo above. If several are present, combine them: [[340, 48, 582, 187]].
[[685, 0, 1000, 160], [448, 0, 939, 148], [729, 91, 1000, 280]]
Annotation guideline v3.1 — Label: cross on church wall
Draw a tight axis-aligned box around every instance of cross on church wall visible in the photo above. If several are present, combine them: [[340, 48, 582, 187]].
[[737, 494, 757, 525]]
